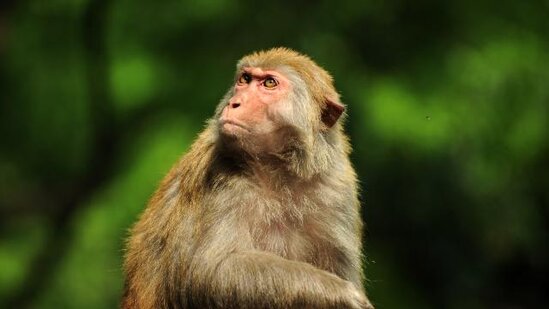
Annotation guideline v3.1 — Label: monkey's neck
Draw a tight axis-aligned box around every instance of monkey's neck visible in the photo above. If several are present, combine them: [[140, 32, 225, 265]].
[[208, 127, 345, 188], [213, 147, 333, 191]]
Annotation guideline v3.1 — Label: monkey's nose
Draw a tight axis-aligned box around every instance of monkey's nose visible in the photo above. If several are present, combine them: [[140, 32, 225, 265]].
[[230, 102, 241, 109]]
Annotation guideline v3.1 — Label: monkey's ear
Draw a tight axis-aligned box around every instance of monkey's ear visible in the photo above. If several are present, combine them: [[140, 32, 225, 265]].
[[321, 99, 345, 128]]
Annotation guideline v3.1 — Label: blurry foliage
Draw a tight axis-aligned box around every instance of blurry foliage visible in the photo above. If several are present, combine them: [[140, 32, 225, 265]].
[[1, 0, 548, 308]]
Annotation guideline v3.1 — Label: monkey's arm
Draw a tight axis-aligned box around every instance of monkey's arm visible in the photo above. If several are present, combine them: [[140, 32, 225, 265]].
[[188, 249, 372, 309]]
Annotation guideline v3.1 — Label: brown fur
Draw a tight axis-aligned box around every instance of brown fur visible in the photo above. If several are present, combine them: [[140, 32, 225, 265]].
[[122, 47, 373, 309]]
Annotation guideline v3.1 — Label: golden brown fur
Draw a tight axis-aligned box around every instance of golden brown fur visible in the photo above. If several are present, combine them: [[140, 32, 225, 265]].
[[122, 47, 373, 308]]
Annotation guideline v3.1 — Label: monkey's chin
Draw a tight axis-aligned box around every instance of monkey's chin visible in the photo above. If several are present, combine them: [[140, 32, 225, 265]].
[[219, 120, 251, 138], [219, 125, 245, 145], [221, 123, 246, 136]]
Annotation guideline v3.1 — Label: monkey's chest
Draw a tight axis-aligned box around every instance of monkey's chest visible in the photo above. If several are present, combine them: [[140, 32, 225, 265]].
[[250, 221, 307, 260], [239, 181, 331, 262], [246, 198, 321, 261]]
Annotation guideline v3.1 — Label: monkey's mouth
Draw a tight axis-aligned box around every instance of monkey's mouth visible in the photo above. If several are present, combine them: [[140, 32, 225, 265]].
[[219, 119, 250, 134]]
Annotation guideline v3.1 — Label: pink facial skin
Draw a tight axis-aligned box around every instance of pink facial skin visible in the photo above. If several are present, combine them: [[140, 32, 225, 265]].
[[220, 67, 292, 136]]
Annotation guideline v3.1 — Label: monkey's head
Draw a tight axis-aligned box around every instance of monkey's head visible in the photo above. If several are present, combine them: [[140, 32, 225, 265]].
[[216, 48, 346, 169]]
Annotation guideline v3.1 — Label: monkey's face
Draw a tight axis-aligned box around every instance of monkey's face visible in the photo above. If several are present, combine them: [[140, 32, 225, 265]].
[[218, 66, 296, 155]]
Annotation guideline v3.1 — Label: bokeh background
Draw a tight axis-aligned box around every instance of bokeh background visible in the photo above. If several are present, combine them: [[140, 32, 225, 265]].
[[1, 0, 548, 308]]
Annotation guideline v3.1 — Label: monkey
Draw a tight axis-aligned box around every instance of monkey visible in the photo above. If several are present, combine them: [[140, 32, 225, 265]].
[[122, 47, 373, 309]]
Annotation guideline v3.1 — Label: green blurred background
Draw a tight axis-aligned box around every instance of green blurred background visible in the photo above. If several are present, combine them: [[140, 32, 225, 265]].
[[1, 0, 548, 308]]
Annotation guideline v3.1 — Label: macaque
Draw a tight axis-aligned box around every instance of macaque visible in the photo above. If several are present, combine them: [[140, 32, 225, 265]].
[[122, 47, 373, 309]]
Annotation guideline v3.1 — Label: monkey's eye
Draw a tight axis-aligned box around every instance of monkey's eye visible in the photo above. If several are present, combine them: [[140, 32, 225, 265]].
[[263, 77, 278, 89], [238, 73, 252, 84]]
